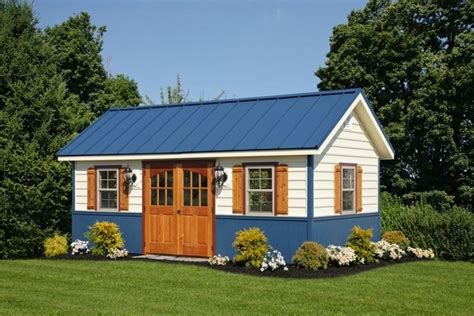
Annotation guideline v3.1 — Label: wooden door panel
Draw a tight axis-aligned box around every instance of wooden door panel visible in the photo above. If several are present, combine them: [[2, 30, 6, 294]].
[[144, 161, 214, 257], [180, 162, 213, 257], [144, 164, 177, 255]]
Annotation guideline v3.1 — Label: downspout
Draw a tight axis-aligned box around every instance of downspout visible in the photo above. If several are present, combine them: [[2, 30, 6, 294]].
[[306, 155, 314, 241]]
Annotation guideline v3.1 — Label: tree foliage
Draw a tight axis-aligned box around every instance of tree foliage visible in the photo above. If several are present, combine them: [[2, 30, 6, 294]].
[[316, 0, 473, 208], [46, 12, 141, 115], [0, 1, 141, 258], [158, 74, 225, 105]]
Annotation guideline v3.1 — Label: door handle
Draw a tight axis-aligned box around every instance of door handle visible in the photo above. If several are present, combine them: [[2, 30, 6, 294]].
[[177, 209, 181, 214]]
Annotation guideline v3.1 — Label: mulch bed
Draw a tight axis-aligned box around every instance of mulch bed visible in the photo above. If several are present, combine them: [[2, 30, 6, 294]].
[[206, 257, 419, 279], [47, 254, 422, 279]]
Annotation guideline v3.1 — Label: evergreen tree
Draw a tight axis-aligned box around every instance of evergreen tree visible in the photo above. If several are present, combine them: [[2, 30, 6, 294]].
[[316, 0, 473, 208], [0, 0, 93, 257]]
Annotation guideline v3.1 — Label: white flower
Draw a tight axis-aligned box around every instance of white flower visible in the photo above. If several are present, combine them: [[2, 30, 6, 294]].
[[373, 240, 405, 260], [326, 245, 357, 266], [208, 255, 230, 266], [107, 248, 128, 259], [407, 247, 435, 259], [70, 239, 90, 255], [260, 250, 287, 272]]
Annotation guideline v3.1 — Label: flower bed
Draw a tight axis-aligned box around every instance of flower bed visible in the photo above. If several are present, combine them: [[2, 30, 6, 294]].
[[207, 256, 420, 279]]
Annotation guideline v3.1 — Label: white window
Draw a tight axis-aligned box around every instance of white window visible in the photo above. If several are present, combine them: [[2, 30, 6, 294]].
[[97, 169, 118, 210], [246, 166, 274, 214], [342, 166, 356, 212]]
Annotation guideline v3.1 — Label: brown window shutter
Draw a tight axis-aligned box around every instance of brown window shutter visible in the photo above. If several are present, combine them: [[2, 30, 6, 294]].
[[334, 164, 341, 214], [232, 165, 244, 214], [87, 167, 96, 210], [356, 165, 363, 212], [119, 167, 129, 211], [276, 164, 289, 215]]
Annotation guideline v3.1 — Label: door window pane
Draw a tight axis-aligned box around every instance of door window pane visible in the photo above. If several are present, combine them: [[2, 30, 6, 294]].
[[167, 189, 173, 205], [192, 172, 199, 187], [192, 189, 199, 206], [201, 189, 208, 206], [159, 173, 165, 187], [184, 171, 190, 187], [167, 171, 173, 187], [159, 189, 165, 206], [200, 175, 207, 187], [151, 175, 157, 187], [151, 189, 157, 205], [184, 189, 190, 206]]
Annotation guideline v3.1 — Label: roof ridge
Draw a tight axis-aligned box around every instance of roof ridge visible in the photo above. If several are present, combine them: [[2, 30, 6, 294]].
[[109, 88, 362, 111]]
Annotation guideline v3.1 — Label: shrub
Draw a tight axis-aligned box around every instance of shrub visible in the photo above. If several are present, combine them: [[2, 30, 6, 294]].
[[381, 192, 474, 260], [43, 234, 68, 257], [70, 239, 90, 255], [292, 241, 328, 270], [208, 255, 230, 266], [326, 245, 357, 266], [106, 248, 129, 259], [233, 227, 270, 268], [373, 240, 405, 260], [382, 230, 410, 249], [85, 221, 124, 256], [346, 226, 377, 264], [261, 250, 288, 272], [407, 247, 435, 259]]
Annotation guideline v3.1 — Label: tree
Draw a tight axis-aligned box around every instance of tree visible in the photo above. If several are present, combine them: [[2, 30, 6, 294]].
[[316, 0, 473, 208], [158, 75, 226, 105], [45, 12, 107, 107], [0, 0, 93, 257], [94, 74, 141, 114], [160, 75, 189, 104], [46, 12, 141, 116]]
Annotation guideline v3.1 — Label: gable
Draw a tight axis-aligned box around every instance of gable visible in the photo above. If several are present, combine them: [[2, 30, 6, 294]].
[[318, 93, 395, 160]]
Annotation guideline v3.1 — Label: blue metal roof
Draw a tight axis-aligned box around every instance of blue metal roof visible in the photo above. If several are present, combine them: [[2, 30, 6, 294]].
[[58, 89, 366, 157]]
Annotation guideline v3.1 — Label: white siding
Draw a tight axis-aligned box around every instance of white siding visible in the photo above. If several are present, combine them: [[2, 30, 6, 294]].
[[75, 160, 143, 213], [314, 113, 379, 217], [216, 156, 307, 217]]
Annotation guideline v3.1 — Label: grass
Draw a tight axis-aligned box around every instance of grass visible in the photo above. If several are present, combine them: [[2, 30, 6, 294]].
[[0, 260, 473, 315]]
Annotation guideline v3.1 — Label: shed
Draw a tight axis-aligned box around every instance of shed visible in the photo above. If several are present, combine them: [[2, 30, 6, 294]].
[[57, 89, 394, 259]]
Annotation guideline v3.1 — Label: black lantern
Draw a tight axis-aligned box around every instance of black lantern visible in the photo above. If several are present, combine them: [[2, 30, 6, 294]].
[[214, 162, 228, 188], [124, 166, 137, 186]]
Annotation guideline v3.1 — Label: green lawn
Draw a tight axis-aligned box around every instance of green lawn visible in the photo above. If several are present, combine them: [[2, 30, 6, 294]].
[[0, 260, 473, 315]]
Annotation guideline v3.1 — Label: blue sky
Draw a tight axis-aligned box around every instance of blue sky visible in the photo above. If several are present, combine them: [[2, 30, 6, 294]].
[[35, 0, 367, 103]]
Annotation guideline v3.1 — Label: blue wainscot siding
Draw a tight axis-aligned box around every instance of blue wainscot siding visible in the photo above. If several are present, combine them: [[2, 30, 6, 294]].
[[215, 216, 307, 260], [72, 211, 142, 254], [312, 213, 381, 246], [215, 213, 380, 260]]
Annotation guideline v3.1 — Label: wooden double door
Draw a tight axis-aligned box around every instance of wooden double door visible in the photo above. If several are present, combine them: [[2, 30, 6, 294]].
[[143, 161, 214, 257]]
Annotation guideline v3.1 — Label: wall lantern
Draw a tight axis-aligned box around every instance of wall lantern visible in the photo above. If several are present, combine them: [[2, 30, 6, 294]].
[[214, 162, 228, 188], [124, 166, 137, 186]]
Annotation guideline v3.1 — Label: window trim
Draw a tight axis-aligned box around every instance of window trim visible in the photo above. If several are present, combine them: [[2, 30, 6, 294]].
[[96, 168, 119, 211], [340, 164, 356, 214], [244, 165, 275, 215]]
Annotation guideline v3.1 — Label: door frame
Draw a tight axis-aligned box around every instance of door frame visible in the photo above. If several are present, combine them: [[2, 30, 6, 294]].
[[141, 159, 216, 257]]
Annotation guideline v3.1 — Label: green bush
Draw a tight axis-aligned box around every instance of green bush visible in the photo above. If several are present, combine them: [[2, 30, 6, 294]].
[[382, 230, 410, 249], [292, 241, 328, 270], [43, 234, 68, 257], [346, 226, 377, 264], [233, 227, 270, 268], [85, 221, 124, 256], [381, 192, 474, 260]]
